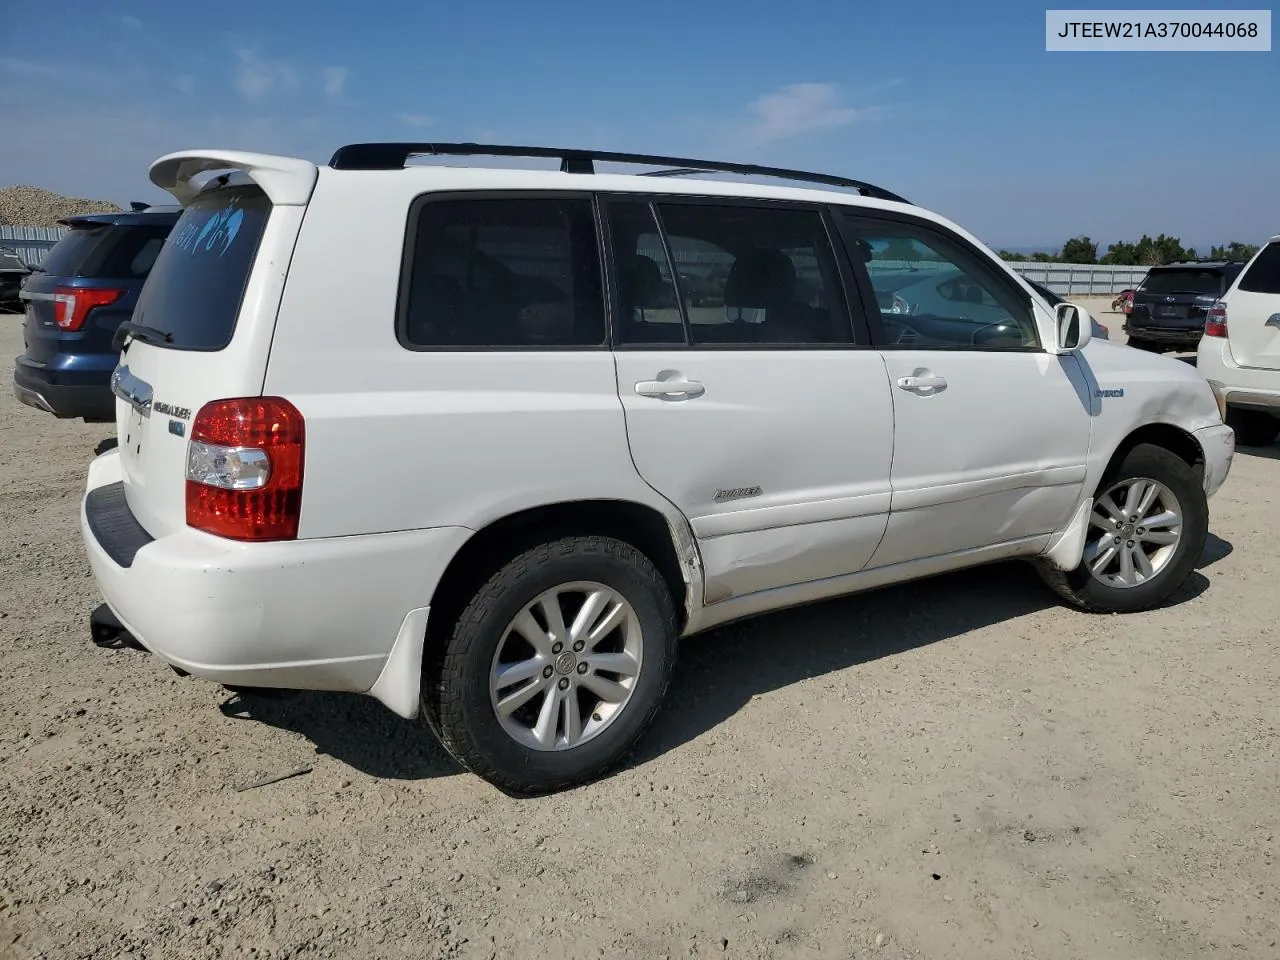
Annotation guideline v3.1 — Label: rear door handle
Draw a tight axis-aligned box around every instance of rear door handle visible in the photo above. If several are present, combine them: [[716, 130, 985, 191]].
[[635, 378, 705, 400], [896, 375, 947, 392]]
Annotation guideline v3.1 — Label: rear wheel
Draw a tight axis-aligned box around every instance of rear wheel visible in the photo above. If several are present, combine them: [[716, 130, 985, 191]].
[[421, 536, 678, 794], [1037, 443, 1207, 613], [1225, 407, 1280, 447]]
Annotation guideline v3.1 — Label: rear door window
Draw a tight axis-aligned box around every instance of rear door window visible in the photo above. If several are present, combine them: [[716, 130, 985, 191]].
[[132, 185, 271, 350], [1238, 243, 1280, 295]]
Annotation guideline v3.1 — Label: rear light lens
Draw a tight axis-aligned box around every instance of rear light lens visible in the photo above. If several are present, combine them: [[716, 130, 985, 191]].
[[185, 397, 305, 541], [53, 286, 124, 331], [1205, 302, 1228, 338], [1123, 291, 1134, 314]]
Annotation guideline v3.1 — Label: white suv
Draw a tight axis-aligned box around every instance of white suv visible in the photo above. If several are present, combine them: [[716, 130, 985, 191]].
[[1198, 236, 1280, 447], [81, 143, 1235, 793]]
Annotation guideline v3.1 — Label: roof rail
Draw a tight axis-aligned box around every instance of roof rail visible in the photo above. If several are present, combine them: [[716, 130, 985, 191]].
[[326, 142, 910, 204]]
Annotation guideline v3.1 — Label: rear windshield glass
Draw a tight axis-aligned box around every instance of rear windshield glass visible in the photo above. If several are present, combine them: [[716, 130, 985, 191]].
[[1138, 268, 1225, 297], [36, 222, 173, 279], [132, 185, 270, 350], [0, 249, 25, 270], [39, 226, 109, 276]]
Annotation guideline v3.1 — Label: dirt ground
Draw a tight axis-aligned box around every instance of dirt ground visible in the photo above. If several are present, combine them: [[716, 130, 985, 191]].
[[1, 303, 1277, 960]]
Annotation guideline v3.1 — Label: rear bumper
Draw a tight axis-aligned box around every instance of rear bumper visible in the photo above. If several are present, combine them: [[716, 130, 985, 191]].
[[79, 451, 471, 715], [1122, 320, 1203, 346], [1198, 336, 1280, 413], [13, 356, 115, 420]]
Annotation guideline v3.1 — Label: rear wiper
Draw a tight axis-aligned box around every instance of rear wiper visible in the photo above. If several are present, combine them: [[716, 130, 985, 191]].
[[113, 321, 173, 351]]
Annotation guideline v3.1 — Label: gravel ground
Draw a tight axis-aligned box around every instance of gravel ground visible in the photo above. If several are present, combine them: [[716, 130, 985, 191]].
[[2, 306, 1277, 960], [0, 186, 120, 227]]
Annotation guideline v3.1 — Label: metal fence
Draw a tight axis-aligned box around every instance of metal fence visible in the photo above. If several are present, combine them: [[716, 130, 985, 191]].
[[0, 225, 66, 267], [1006, 262, 1148, 296]]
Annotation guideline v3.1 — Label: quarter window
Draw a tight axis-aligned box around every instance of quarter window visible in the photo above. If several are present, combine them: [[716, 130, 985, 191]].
[[842, 218, 1040, 350], [401, 197, 605, 348], [1238, 242, 1280, 295]]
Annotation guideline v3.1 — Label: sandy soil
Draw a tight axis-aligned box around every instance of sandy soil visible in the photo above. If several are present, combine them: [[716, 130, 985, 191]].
[[1, 309, 1277, 960]]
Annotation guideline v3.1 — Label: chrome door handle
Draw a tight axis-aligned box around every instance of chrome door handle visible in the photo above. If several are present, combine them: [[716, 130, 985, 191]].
[[635, 378, 705, 400], [896, 375, 947, 392]]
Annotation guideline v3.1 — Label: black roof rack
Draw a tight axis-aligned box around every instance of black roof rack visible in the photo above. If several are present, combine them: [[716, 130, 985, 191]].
[[327, 142, 910, 204]]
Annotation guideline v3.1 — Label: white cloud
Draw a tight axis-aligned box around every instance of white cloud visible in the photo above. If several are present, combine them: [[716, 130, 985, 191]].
[[121, 15, 143, 30], [322, 66, 347, 98], [744, 83, 875, 145], [399, 113, 434, 128], [232, 47, 298, 104]]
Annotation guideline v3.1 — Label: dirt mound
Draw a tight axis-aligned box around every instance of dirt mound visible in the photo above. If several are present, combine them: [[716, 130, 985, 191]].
[[0, 185, 121, 226]]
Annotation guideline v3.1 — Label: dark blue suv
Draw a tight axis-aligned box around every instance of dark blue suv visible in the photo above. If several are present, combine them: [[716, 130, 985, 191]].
[[13, 206, 179, 421]]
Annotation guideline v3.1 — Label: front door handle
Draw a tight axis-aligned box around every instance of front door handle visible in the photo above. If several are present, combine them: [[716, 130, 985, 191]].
[[635, 378, 705, 400], [896, 374, 947, 392]]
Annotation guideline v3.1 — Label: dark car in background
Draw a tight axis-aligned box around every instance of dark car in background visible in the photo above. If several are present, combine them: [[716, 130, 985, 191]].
[[0, 246, 31, 309], [12, 206, 179, 421], [1124, 259, 1245, 352]]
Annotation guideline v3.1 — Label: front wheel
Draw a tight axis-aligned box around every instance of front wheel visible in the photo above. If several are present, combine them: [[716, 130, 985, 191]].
[[1225, 407, 1280, 447], [421, 536, 678, 794], [1037, 443, 1207, 613]]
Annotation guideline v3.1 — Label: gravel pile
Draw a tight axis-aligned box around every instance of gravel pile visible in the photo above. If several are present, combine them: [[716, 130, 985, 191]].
[[0, 185, 121, 226]]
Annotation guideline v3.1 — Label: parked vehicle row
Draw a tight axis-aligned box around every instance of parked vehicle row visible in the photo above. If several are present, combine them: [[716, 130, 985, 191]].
[[11, 205, 179, 421], [1123, 258, 1246, 353], [1197, 237, 1280, 447], [63, 142, 1237, 794]]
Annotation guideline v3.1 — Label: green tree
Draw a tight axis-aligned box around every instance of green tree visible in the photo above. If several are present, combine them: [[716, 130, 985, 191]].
[[1100, 234, 1195, 266], [1209, 241, 1260, 261], [1059, 236, 1098, 264]]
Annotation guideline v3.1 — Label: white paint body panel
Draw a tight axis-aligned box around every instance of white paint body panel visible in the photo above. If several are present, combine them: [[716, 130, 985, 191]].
[[1215, 237, 1280, 372], [79, 151, 1237, 719], [613, 349, 894, 601]]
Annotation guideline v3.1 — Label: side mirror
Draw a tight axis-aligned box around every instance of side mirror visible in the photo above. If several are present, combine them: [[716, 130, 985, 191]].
[[1055, 302, 1092, 351]]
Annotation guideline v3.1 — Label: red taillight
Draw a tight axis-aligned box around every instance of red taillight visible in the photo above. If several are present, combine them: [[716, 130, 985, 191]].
[[185, 397, 305, 541], [1205, 302, 1228, 339], [1123, 290, 1134, 314], [53, 286, 124, 331]]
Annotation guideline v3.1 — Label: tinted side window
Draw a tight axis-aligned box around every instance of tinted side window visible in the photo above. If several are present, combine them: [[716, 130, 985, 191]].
[[842, 216, 1040, 350], [660, 204, 852, 346], [1239, 243, 1280, 295], [402, 197, 605, 349], [610, 201, 853, 347]]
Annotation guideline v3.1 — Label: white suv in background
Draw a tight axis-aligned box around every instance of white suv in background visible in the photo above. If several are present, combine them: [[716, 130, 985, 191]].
[[82, 143, 1235, 794], [1198, 236, 1280, 447]]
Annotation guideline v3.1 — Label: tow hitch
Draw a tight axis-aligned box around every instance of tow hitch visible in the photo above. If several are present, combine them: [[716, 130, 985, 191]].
[[90, 603, 145, 651]]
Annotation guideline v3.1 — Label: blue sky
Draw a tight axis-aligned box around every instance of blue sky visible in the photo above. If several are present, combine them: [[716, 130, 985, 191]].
[[1, 0, 1276, 249]]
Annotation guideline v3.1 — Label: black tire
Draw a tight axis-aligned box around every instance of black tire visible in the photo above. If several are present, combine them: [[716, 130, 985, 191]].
[[421, 536, 678, 795], [1225, 407, 1280, 447], [1036, 443, 1207, 613]]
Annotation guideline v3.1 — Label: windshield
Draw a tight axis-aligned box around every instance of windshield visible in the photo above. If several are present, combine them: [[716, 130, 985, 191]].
[[131, 185, 271, 350], [1139, 268, 1224, 297]]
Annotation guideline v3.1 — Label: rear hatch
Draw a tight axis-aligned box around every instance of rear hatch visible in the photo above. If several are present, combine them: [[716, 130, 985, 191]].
[[113, 181, 281, 538], [18, 216, 171, 365], [1131, 266, 1230, 331], [1224, 240, 1280, 370]]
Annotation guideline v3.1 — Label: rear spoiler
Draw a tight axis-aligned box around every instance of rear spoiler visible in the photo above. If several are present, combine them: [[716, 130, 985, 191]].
[[149, 150, 319, 206]]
